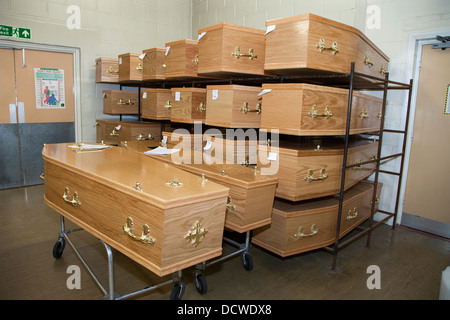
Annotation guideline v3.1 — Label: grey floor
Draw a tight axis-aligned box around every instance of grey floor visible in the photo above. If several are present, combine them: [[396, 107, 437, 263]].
[[0, 184, 449, 300]]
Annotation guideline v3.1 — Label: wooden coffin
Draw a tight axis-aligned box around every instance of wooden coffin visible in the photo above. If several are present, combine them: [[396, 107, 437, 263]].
[[252, 181, 382, 257], [162, 131, 258, 166], [259, 83, 383, 136], [142, 48, 166, 81], [264, 13, 389, 78], [205, 85, 262, 128], [257, 136, 378, 201], [120, 140, 162, 153], [146, 149, 278, 233], [164, 39, 199, 79], [103, 90, 139, 115], [170, 87, 207, 123], [42, 143, 229, 277], [197, 23, 266, 77], [95, 57, 119, 83], [141, 89, 171, 120], [119, 53, 143, 82], [96, 120, 162, 145]]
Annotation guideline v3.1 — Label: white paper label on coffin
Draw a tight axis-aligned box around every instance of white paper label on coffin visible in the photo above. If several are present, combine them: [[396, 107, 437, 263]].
[[144, 146, 180, 155], [265, 25, 276, 35]]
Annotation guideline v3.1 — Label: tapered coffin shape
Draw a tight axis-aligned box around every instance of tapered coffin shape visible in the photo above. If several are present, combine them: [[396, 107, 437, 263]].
[[42, 143, 229, 277], [264, 13, 389, 78], [145, 148, 278, 233], [252, 181, 382, 257], [141, 48, 166, 81], [141, 88, 171, 120], [95, 57, 119, 83], [259, 83, 383, 136], [257, 136, 379, 201], [118, 53, 143, 82], [102, 90, 139, 115], [205, 85, 262, 128], [170, 87, 207, 123], [96, 120, 162, 146], [197, 23, 266, 77]]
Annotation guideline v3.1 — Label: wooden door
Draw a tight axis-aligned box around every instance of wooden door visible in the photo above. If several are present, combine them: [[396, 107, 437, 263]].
[[402, 44, 450, 236], [0, 48, 75, 189]]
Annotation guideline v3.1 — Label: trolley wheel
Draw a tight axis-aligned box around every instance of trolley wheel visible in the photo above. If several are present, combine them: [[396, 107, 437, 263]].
[[52, 238, 66, 259], [170, 282, 185, 300], [241, 251, 253, 271], [194, 273, 208, 295]]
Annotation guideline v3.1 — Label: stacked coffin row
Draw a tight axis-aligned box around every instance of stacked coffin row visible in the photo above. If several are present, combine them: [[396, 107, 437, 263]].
[[94, 13, 388, 257]]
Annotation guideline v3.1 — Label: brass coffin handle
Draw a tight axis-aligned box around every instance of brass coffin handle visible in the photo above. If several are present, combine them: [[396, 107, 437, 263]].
[[380, 66, 388, 74], [308, 105, 333, 119], [304, 168, 328, 183], [107, 66, 119, 73], [364, 55, 374, 68], [117, 98, 135, 106], [164, 101, 172, 109], [377, 110, 382, 120], [346, 207, 358, 220], [294, 224, 319, 240], [192, 54, 199, 64], [352, 160, 363, 171], [231, 47, 257, 60], [110, 129, 119, 136], [63, 187, 81, 207], [123, 217, 155, 245], [316, 38, 340, 55], [197, 102, 206, 112], [359, 108, 369, 119], [240, 102, 261, 114], [136, 133, 154, 141], [226, 196, 236, 211], [136, 63, 143, 71]]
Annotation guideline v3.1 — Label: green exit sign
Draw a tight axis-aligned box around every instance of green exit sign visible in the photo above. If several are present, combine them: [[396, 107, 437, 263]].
[[0, 25, 31, 39]]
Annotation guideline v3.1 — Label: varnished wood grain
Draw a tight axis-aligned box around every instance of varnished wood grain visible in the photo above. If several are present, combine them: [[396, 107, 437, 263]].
[[141, 89, 171, 120], [142, 48, 166, 81], [170, 87, 206, 123], [95, 57, 119, 83], [164, 39, 199, 79], [102, 90, 139, 115], [118, 53, 143, 82]]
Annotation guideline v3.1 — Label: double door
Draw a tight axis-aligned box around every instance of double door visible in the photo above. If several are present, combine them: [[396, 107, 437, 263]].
[[0, 46, 75, 189]]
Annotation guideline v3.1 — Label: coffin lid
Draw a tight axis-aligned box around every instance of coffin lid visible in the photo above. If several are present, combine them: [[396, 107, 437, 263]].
[[170, 87, 207, 93], [42, 143, 229, 210], [165, 39, 198, 47], [206, 84, 262, 92], [96, 57, 118, 63], [142, 47, 165, 53], [118, 52, 141, 58], [198, 23, 265, 35], [265, 13, 389, 61]]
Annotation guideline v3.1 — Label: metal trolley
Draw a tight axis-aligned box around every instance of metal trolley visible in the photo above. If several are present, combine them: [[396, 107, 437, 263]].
[[52, 215, 185, 300]]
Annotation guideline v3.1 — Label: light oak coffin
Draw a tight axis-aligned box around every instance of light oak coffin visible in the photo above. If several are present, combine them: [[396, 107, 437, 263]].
[[259, 83, 383, 136], [42, 143, 229, 277], [95, 57, 119, 83], [102, 90, 139, 115], [264, 13, 389, 78], [197, 23, 266, 77], [142, 48, 166, 81], [164, 39, 199, 79], [144, 148, 278, 233], [96, 120, 162, 145], [170, 87, 207, 123], [205, 85, 262, 128], [141, 88, 172, 120], [257, 137, 378, 201], [118, 53, 143, 82], [252, 181, 382, 257]]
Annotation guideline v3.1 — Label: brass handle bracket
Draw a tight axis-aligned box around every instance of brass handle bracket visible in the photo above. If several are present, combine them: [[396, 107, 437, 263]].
[[117, 98, 135, 106], [294, 224, 319, 240], [308, 105, 333, 119], [240, 102, 261, 114], [232, 47, 257, 60], [123, 217, 155, 245], [63, 187, 81, 207], [316, 38, 340, 55], [304, 168, 328, 183]]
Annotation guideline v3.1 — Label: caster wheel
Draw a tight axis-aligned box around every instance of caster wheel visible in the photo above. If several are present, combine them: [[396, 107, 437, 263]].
[[170, 282, 185, 300], [194, 273, 208, 295], [52, 238, 65, 259], [241, 251, 253, 271]]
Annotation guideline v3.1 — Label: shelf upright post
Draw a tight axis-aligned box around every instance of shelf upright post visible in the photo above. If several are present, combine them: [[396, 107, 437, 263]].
[[331, 62, 355, 271]]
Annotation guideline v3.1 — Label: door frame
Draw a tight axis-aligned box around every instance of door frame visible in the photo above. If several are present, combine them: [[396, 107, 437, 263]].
[[0, 39, 81, 142], [398, 30, 450, 226]]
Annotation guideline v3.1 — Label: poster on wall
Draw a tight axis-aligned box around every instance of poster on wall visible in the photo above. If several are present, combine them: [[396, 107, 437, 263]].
[[34, 68, 65, 109]]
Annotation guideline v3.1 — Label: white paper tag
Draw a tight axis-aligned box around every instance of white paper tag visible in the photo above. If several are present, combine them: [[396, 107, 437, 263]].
[[267, 152, 277, 161], [119, 57, 122, 64], [266, 25, 276, 35], [212, 89, 219, 100], [203, 140, 213, 151], [198, 31, 206, 40], [258, 89, 272, 96], [18, 102, 25, 124], [163, 135, 168, 143], [103, 92, 106, 98], [9, 104, 17, 124], [175, 91, 181, 101], [143, 92, 147, 99], [165, 46, 171, 56], [115, 125, 122, 131], [139, 53, 146, 60]]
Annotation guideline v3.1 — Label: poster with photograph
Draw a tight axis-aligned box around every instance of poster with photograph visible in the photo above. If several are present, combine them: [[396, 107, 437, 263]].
[[34, 68, 65, 109]]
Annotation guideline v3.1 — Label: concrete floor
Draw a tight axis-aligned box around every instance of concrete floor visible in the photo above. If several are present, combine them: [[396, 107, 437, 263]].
[[0, 184, 449, 300]]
